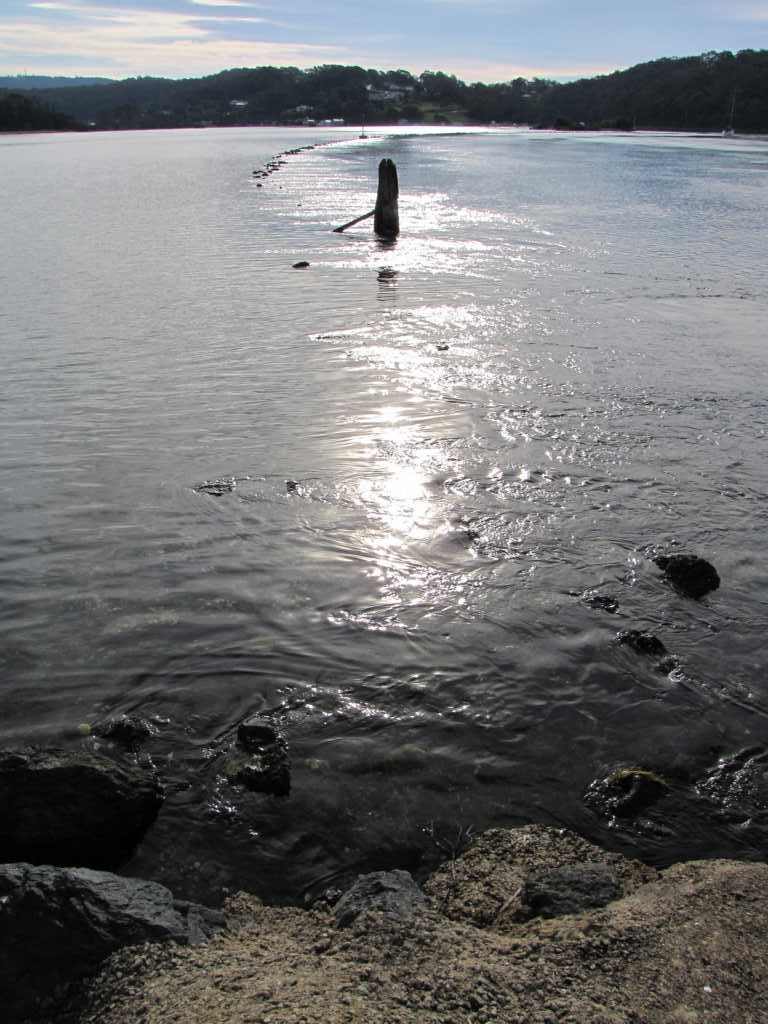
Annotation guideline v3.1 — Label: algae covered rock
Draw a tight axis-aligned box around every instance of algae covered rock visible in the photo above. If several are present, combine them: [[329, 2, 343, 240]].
[[584, 766, 668, 819]]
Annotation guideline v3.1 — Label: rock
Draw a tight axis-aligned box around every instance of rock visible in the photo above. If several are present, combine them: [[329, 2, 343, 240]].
[[654, 553, 720, 599], [292, 261, 310, 269], [0, 862, 222, 1022], [581, 592, 619, 613], [285, 479, 299, 493], [226, 720, 290, 797], [522, 863, 622, 919], [0, 748, 163, 869], [616, 629, 667, 657], [424, 825, 656, 930], [95, 715, 155, 749], [334, 869, 426, 928], [237, 716, 281, 752], [195, 479, 234, 497], [584, 766, 667, 818], [436, 344, 449, 351]]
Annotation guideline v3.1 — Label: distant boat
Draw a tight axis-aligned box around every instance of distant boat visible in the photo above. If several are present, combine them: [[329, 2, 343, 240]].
[[359, 123, 368, 139]]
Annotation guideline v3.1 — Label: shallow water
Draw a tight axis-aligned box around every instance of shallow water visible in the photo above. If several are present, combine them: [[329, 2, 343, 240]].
[[1, 126, 768, 903]]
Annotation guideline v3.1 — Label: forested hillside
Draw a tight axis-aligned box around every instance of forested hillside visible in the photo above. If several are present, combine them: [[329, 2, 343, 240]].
[[4, 49, 767, 133], [0, 91, 79, 131]]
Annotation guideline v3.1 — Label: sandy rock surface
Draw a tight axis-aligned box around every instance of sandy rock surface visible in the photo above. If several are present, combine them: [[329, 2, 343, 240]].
[[70, 825, 768, 1024]]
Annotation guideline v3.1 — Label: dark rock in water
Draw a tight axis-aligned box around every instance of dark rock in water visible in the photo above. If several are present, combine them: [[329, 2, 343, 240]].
[[195, 478, 234, 497], [0, 863, 222, 1022], [0, 748, 163, 869], [378, 268, 397, 280], [286, 478, 299, 493], [226, 720, 290, 797], [436, 344, 449, 351], [616, 629, 667, 657], [654, 553, 720, 599], [234, 752, 290, 796], [584, 766, 667, 818], [95, 714, 154, 749], [655, 655, 680, 675], [522, 863, 622, 919], [582, 592, 619, 614], [237, 715, 281, 752], [292, 260, 310, 269], [334, 869, 426, 929]]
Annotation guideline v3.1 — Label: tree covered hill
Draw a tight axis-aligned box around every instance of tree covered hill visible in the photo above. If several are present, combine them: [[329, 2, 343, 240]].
[[0, 90, 79, 131], [5, 49, 768, 133]]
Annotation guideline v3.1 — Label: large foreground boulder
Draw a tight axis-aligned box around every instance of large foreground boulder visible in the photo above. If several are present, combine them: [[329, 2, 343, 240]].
[[0, 862, 223, 1022], [0, 748, 163, 868], [334, 869, 426, 928]]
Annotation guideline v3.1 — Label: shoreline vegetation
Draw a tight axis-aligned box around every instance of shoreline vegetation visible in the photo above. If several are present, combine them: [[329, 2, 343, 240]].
[[1, 48, 767, 135]]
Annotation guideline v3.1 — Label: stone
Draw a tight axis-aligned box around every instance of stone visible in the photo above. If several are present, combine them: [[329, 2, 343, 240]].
[[654, 553, 720, 599], [95, 715, 155, 749], [0, 748, 163, 869], [237, 716, 281, 751], [582, 592, 619, 614], [292, 261, 310, 269], [616, 630, 667, 657], [334, 869, 426, 928], [0, 862, 222, 1022], [584, 766, 667, 818], [195, 479, 234, 497], [522, 863, 622, 919]]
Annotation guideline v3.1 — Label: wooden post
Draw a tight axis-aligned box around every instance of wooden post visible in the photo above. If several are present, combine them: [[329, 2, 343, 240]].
[[374, 158, 399, 238]]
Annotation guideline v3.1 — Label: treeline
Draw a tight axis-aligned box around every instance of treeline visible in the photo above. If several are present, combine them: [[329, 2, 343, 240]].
[[7, 49, 768, 133], [0, 91, 79, 131]]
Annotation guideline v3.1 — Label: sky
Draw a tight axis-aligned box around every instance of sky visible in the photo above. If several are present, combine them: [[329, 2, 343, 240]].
[[1, 0, 767, 84]]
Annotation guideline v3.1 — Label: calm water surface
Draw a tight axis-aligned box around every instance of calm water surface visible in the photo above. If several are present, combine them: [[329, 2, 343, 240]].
[[1, 126, 767, 903]]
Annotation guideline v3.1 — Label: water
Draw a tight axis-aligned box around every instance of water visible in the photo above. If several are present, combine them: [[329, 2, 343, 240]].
[[2, 126, 767, 904]]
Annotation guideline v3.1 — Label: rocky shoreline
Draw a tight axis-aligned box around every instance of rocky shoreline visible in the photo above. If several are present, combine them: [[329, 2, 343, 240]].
[[3, 823, 766, 1023]]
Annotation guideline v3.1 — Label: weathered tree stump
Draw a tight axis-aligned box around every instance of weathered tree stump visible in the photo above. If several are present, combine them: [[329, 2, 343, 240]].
[[374, 158, 399, 238]]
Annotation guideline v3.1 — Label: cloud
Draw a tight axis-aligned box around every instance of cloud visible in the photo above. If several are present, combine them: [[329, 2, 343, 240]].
[[2, 4, 348, 77]]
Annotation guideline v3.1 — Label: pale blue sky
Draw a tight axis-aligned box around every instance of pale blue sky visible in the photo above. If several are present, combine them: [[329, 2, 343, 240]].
[[1, 0, 766, 82]]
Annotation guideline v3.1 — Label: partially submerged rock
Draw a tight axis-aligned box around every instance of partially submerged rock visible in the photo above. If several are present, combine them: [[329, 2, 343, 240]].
[[654, 552, 720, 599], [0, 862, 222, 1022], [581, 591, 619, 613], [292, 260, 310, 269], [95, 714, 155, 749], [237, 716, 281, 751], [334, 869, 426, 928], [584, 766, 668, 819], [615, 629, 667, 657], [195, 479, 235, 497], [225, 718, 290, 797], [0, 748, 163, 869]]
